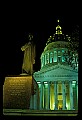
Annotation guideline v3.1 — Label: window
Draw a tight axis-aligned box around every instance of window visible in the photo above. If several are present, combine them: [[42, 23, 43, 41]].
[[62, 56, 65, 62], [58, 50, 61, 53], [58, 56, 61, 62], [65, 56, 68, 62], [62, 49, 64, 53]]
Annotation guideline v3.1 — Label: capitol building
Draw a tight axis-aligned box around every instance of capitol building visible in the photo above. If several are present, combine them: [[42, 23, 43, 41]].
[[3, 20, 78, 114], [31, 20, 78, 110]]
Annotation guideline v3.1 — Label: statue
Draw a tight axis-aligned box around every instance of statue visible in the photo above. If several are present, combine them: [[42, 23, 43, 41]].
[[21, 34, 36, 75]]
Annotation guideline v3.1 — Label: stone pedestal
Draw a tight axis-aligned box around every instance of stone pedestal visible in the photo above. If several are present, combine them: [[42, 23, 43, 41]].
[[3, 75, 38, 109]]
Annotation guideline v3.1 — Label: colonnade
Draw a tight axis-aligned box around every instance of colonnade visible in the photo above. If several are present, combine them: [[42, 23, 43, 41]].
[[30, 80, 78, 110], [41, 51, 58, 67], [41, 51, 78, 69], [41, 49, 69, 68]]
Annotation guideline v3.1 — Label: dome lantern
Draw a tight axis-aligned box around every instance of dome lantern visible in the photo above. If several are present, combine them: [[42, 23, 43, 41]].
[[56, 19, 62, 34]]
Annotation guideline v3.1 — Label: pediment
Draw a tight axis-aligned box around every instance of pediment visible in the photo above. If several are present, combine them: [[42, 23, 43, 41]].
[[43, 66, 78, 77], [33, 64, 78, 81]]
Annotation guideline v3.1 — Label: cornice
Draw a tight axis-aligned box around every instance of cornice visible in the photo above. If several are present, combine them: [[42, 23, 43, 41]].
[[34, 74, 77, 78], [35, 64, 78, 75]]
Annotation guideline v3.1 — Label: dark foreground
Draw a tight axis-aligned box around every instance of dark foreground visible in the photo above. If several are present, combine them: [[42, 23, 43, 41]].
[[3, 109, 78, 116]]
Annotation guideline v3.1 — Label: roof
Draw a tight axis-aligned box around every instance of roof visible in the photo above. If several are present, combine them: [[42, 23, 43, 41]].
[[43, 41, 69, 53]]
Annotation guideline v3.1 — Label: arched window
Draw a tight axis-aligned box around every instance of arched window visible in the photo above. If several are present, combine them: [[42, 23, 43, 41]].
[[58, 56, 61, 62], [62, 49, 65, 62], [62, 49, 65, 53], [57, 50, 61, 62], [58, 50, 61, 54], [62, 56, 65, 62]]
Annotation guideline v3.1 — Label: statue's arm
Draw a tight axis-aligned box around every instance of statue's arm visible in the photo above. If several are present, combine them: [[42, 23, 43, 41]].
[[21, 43, 31, 51]]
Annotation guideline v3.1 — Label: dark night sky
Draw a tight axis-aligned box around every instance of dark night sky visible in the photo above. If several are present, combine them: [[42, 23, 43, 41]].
[[1, 5, 79, 84]]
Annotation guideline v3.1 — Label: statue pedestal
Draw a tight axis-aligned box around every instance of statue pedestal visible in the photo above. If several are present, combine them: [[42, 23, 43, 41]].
[[3, 75, 37, 109]]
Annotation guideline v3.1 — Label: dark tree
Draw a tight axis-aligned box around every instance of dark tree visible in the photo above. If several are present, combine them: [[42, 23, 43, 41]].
[[67, 25, 79, 52], [67, 25, 79, 68]]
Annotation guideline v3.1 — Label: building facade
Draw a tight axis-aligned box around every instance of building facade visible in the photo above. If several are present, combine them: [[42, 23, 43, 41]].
[[33, 20, 78, 110]]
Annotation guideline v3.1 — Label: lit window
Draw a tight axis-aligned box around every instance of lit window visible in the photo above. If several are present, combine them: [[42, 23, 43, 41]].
[[58, 50, 60, 53], [62, 56, 65, 62], [62, 50, 64, 53], [58, 56, 61, 62], [58, 50, 61, 57]]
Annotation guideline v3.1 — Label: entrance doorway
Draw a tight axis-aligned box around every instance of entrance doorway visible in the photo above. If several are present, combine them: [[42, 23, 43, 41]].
[[58, 100, 63, 110]]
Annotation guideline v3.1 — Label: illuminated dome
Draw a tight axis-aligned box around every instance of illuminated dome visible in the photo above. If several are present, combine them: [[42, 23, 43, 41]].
[[40, 20, 77, 69], [41, 41, 69, 69], [44, 41, 69, 53]]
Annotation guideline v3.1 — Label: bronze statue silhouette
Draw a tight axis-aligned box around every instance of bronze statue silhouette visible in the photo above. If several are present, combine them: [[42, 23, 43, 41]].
[[21, 34, 36, 75]]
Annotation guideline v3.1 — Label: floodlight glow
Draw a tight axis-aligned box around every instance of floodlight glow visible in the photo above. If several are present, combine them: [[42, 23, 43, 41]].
[[57, 19, 59, 22], [44, 82, 47, 83], [66, 103, 68, 109], [72, 81, 76, 84], [37, 82, 40, 84]]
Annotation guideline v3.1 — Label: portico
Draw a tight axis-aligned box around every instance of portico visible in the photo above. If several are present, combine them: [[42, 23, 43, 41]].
[[33, 80, 78, 110], [33, 64, 78, 110]]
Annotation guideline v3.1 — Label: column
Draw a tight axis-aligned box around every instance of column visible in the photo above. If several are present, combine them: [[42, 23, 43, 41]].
[[62, 81, 66, 110], [41, 56, 43, 68], [45, 54, 46, 65], [54, 51, 57, 62], [49, 52, 50, 63], [50, 52, 51, 63], [34, 89, 38, 109], [44, 55, 45, 65], [69, 81, 74, 110], [77, 81, 78, 110], [53, 51, 55, 62], [43, 55, 45, 66], [40, 82, 43, 110], [54, 81, 58, 110], [44, 83, 46, 110], [47, 81, 50, 110]]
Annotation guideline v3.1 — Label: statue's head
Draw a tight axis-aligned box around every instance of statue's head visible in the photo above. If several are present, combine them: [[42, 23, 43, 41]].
[[28, 33, 33, 41]]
